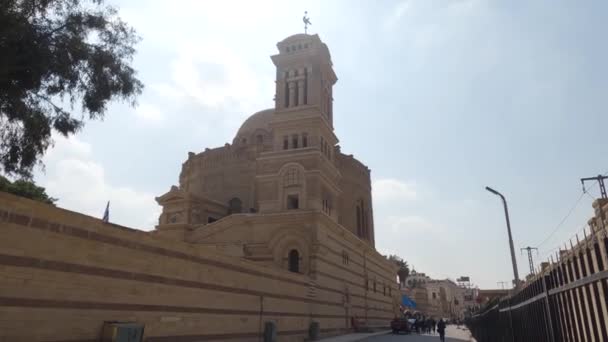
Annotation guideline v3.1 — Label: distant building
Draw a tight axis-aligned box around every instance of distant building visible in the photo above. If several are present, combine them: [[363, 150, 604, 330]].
[[403, 272, 475, 320], [404, 270, 431, 288]]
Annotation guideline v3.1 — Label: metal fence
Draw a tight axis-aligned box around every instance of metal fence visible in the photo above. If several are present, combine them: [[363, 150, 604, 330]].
[[468, 202, 608, 342]]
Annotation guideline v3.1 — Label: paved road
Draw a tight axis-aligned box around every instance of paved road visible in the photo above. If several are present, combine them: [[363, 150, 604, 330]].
[[361, 326, 475, 342]]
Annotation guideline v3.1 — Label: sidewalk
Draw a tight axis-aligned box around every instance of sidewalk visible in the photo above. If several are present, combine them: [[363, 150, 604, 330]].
[[317, 330, 390, 342], [445, 325, 476, 341]]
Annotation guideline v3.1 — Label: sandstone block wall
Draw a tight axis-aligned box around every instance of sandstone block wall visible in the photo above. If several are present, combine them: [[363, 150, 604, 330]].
[[0, 192, 397, 341]]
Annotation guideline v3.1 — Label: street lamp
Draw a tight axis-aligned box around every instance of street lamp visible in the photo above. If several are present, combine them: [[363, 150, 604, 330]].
[[485, 186, 520, 287]]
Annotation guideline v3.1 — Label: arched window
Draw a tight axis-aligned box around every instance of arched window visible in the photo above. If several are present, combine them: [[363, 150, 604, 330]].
[[292, 134, 299, 148], [355, 199, 370, 240], [356, 199, 366, 239], [288, 249, 300, 273], [283, 168, 300, 187], [284, 77, 290, 108], [322, 194, 332, 216], [342, 251, 349, 265], [356, 206, 362, 237]]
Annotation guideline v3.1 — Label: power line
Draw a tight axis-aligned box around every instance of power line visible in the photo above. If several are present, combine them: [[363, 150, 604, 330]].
[[535, 192, 586, 248], [537, 170, 608, 257], [540, 222, 588, 260], [584, 191, 596, 201], [540, 245, 561, 259]]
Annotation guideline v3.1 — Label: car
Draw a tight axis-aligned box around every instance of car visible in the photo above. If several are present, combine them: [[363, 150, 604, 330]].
[[390, 318, 412, 334]]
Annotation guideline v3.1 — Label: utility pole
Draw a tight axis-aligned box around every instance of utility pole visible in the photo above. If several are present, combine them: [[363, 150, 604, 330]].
[[521, 246, 538, 275], [497, 281, 509, 290], [581, 174, 608, 199], [581, 174, 608, 232], [486, 186, 520, 287]]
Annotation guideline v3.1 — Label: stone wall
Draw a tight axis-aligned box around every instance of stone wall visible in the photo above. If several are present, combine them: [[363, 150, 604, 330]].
[[336, 152, 374, 245], [0, 192, 397, 341]]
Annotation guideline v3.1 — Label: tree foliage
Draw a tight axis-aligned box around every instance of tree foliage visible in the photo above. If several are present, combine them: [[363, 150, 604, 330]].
[[0, 175, 56, 204], [0, 0, 142, 177], [388, 254, 410, 284]]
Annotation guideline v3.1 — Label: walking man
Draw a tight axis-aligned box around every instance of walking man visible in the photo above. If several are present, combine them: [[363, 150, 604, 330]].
[[437, 318, 446, 342]]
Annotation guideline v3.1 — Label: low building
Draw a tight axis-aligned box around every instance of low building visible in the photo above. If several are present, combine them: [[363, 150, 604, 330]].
[[404, 270, 431, 288], [403, 273, 473, 320]]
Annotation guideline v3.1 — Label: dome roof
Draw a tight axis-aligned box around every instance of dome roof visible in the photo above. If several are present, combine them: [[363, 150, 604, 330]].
[[235, 108, 274, 138], [280, 33, 312, 43]]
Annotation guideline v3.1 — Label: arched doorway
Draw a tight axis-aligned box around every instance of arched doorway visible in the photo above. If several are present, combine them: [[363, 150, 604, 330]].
[[288, 249, 300, 273], [228, 197, 242, 214]]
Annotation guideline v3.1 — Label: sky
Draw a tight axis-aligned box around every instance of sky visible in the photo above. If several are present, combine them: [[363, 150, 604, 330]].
[[33, 0, 608, 289]]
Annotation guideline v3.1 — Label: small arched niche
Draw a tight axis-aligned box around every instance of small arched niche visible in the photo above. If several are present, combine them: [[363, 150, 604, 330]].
[[288, 249, 300, 273]]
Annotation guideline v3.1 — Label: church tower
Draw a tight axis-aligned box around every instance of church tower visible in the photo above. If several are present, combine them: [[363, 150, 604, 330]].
[[252, 34, 341, 220], [271, 34, 337, 128]]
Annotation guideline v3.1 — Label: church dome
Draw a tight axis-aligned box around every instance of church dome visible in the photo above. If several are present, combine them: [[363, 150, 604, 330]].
[[235, 108, 274, 139], [280, 33, 312, 43]]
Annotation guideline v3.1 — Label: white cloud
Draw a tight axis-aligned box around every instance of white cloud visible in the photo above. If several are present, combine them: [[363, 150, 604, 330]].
[[36, 135, 161, 231], [153, 42, 273, 113], [135, 103, 164, 122], [373, 178, 417, 202], [384, 0, 411, 30]]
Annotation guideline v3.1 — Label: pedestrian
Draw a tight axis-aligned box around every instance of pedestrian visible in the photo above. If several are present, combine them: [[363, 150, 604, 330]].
[[437, 318, 446, 342], [432, 318, 437, 334]]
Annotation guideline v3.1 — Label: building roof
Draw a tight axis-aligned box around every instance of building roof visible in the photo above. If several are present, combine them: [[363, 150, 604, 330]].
[[235, 108, 274, 138], [279, 33, 312, 43]]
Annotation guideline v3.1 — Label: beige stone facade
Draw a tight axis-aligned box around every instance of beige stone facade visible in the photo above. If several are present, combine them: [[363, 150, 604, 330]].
[[156, 33, 375, 248], [0, 33, 399, 342], [403, 272, 468, 320], [154, 33, 395, 323]]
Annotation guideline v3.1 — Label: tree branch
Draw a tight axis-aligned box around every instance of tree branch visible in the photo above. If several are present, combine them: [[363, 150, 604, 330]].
[[32, 92, 65, 115]]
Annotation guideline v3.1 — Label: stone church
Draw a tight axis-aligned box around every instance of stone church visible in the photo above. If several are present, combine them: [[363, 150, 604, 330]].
[[0, 33, 399, 341], [154, 32, 399, 334]]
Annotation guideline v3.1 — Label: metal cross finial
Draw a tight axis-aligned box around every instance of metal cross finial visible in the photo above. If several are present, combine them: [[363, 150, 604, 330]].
[[303, 11, 312, 34]]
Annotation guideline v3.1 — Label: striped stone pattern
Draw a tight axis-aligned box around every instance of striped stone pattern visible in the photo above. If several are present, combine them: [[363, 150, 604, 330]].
[[0, 192, 398, 341]]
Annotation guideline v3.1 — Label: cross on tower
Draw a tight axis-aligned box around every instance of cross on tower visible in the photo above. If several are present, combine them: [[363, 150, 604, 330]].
[[303, 11, 311, 34]]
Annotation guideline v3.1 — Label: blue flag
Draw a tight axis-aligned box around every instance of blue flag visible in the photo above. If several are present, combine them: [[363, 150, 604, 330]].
[[401, 295, 417, 308], [102, 201, 110, 223]]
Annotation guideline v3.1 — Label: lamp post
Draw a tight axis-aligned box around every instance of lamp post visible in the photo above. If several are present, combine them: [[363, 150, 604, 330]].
[[485, 186, 520, 287]]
